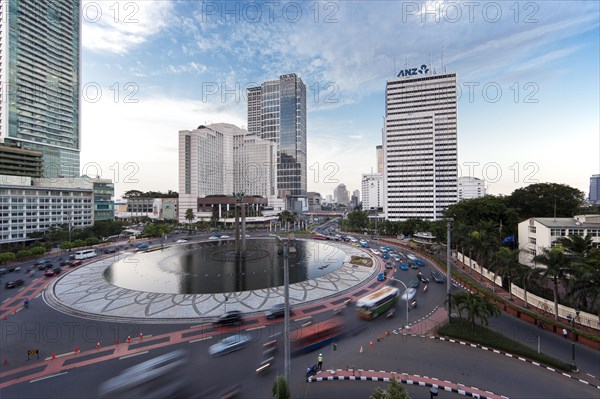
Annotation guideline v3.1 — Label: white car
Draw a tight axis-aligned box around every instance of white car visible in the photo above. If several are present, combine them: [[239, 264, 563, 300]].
[[208, 334, 251, 357], [370, 249, 381, 255], [407, 253, 417, 261], [220, 235, 230, 239], [208, 236, 220, 240], [176, 239, 189, 243], [400, 288, 417, 302]]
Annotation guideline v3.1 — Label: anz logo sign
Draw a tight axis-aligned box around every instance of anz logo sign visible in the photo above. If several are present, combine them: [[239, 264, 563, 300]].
[[397, 64, 429, 78]]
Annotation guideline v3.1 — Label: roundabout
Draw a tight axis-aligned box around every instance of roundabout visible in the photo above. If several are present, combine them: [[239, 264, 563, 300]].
[[44, 239, 378, 323]]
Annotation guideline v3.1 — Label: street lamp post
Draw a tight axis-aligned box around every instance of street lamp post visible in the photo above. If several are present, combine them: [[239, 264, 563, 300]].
[[65, 211, 73, 242], [566, 309, 580, 371], [446, 218, 453, 321], [276, 236, 291, 386], [389, 278, 410, 329]]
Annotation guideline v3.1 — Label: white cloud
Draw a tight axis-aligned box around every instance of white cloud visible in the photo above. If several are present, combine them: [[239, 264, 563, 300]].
[[82, 0, 174, 54]]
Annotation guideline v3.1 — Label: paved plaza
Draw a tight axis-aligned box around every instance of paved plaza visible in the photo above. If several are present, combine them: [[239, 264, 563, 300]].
[[44, 240, 378, 323]]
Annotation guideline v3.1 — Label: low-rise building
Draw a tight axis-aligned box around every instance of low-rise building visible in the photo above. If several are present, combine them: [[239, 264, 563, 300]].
[[518, 214, 600, 266], [114, 197, 178, 221], [458, 176, 486, 200]]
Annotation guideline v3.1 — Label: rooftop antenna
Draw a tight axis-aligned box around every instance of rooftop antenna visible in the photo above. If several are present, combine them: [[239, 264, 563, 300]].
[[429, 51, 433, 75], [441, 47, 445, 73], [394, 56, 397, 77]]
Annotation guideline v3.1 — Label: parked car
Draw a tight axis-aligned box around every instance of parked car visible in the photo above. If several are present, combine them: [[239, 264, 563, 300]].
[[5, 279, 24, 289], [214, 310, 243, 326], [265, 303, 290, 319], [208, 334, 251, 357], [431, 271, 445, 283]]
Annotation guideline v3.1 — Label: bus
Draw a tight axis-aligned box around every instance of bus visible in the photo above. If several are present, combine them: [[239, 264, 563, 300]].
[[355, 285, 400, 320], [74, 249, 97, 260], [291, 318, 345, 354]]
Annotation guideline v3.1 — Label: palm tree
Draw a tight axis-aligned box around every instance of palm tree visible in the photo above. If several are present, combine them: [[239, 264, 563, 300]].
[[369, 379, 411, 399], [513, 263, 537, 309], [184, 208, 195, 233], [490, 247, 521, 299], [533, 246, 574, 320], [447, 291, 500, 331], [568, 250, 600, 323], [557, 234, 593, 258], [272, 375, 290, 399]]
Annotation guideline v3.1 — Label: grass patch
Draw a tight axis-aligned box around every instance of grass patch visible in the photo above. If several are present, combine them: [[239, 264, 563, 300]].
[[349, 255, 373, 267], [437, 318, 573, 372]]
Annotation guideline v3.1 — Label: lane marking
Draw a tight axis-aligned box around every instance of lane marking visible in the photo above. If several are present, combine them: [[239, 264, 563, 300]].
[[294, 316, 312, 322], [30, 372, 68, 383], [119, 351, 148, 360], [189, 324, 211, 329], [189, 336, 213, 343], [247, 326, 265, 331]]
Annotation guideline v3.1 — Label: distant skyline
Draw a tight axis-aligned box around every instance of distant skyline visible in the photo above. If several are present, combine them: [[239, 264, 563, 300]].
[[78, 1, 599, 199]]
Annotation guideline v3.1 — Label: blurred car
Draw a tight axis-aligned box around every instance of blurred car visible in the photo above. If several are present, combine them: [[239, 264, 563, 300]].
[[417, 272, 429, 283], [35, 259, 51, 270], [98, 349, 188, 398], [265, 303, 290, 319], [408, 279, 420, 288], [176, 239, 189, 243], [58, 258, 68, 266], [400, 263, 409, 271], [400, 287, 417, 302], [38, 262, 53, 271], [105, 247, 117, 254], [220, 235, 230, 239], [361, 242, 370, 248], [44, 268, 56, 277], [415, 259, 425, 267], [384, 262, 394, 269], [67, 260, 82, 267], [136, 244, 149, 249], [431, 271, 445, 283], [52, 266, 62, 275], [5, 279, 24, 289], [208, 236, 220, 240], [381, 253, 390, 259], [214, 310, 243, 326], [0, 268, 8, 275], [370, 249, 380, 255], [409, 263, 419, 270], [377, 272, 386, 281], [208, 334, 251, 357]]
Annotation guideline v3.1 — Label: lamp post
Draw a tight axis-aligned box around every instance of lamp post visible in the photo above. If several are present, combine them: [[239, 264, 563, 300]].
[[446, 218, 453, 321], [276, 236, 291, 386], [64, 211, 73, 242], [389, 278, 410, 329], [566, 309, 580, 371]]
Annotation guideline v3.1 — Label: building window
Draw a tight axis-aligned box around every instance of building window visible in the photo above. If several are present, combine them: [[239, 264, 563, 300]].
[[550, 228, 566, 236], [529, 237, 536, 244], [528, 226, 536, 234], [569, 229, 584, 236]]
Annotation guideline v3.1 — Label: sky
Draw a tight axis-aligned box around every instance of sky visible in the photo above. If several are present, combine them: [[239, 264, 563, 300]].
[[79, 0, 600, 200]]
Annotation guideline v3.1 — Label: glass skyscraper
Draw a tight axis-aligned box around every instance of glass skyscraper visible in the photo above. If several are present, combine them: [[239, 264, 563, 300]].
[[247, 74, 307, 211], [590, 174, 600, 205], [0, 0, 80, 178]]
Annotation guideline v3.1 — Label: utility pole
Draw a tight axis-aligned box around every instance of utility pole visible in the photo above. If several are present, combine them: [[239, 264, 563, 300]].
[[446, 218, 453, 321]]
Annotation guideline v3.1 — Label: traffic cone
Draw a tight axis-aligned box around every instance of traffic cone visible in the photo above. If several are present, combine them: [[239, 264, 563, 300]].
[[139, 332, 143, 340], [359, 346, 363, 353], [369, 340, 373, 348], [127, 336, 131, 343], [96, 342, 101, 349], [74, 346, 79, 353], [52, 353, 56, 360]]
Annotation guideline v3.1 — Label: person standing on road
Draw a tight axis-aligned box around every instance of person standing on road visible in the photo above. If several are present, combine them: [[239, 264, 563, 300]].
[[317, 353, 323, 371], [562, 328, 568, 338]]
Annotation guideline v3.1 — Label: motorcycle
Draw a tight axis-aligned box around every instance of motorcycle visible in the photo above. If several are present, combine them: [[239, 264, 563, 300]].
[[386, 309, 396, 319], [306, 364, 318, 378]]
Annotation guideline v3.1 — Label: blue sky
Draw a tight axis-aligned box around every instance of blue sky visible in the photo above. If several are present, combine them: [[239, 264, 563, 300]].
[[79, 0, 600, 200]]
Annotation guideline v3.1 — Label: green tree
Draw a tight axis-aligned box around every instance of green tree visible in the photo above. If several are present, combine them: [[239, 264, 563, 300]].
[[507, 183, 585, 220], [60, 241, 74, 250], [16, 249, 32, 260], [533, 246, 574, 320], [31, 246, 46, 256], [568, 249, 600, 319], [271, 375, 290, 399], [490, 247, 521, 299], [72, 239, 86, 248], [85, 237, 100, 246], [369, 379, 411, 399], [0, 252, 17, 264], [346, 210, 368, 232], [556, 235, 593, 258]]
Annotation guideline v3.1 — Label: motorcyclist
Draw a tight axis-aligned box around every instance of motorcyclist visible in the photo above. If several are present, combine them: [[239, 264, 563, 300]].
[[24, 298, 30, 308]]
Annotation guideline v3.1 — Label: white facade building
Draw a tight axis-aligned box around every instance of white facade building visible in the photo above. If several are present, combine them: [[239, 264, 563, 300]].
[[361, 173, 384, 210], [518, 215, 600, 267], [178, 123, 277, 222], [383, 71, 458, 221], [1, 175, 94, 244], [458, 176, 486, 200]]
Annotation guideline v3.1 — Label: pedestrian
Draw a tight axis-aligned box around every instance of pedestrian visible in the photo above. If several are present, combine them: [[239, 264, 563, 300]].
[[562, 328, 568, 338], [317, 353, 323, 371]]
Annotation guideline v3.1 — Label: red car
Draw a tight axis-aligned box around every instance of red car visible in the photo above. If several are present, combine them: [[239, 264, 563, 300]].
[[44, 269, 55, 277]]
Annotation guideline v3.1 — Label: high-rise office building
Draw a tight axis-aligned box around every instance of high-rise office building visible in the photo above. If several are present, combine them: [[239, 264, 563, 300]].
[[178, 123, 277, 222], [0, 0, 81, 177], [383, 70, 458, 221], [590, 174, 600, 205], [376, 145, 383, 174], [247, 74, 307, 211], [334, 183, 349, 205], [362, 173, 384, 210], [458, 176, 486, 200]]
